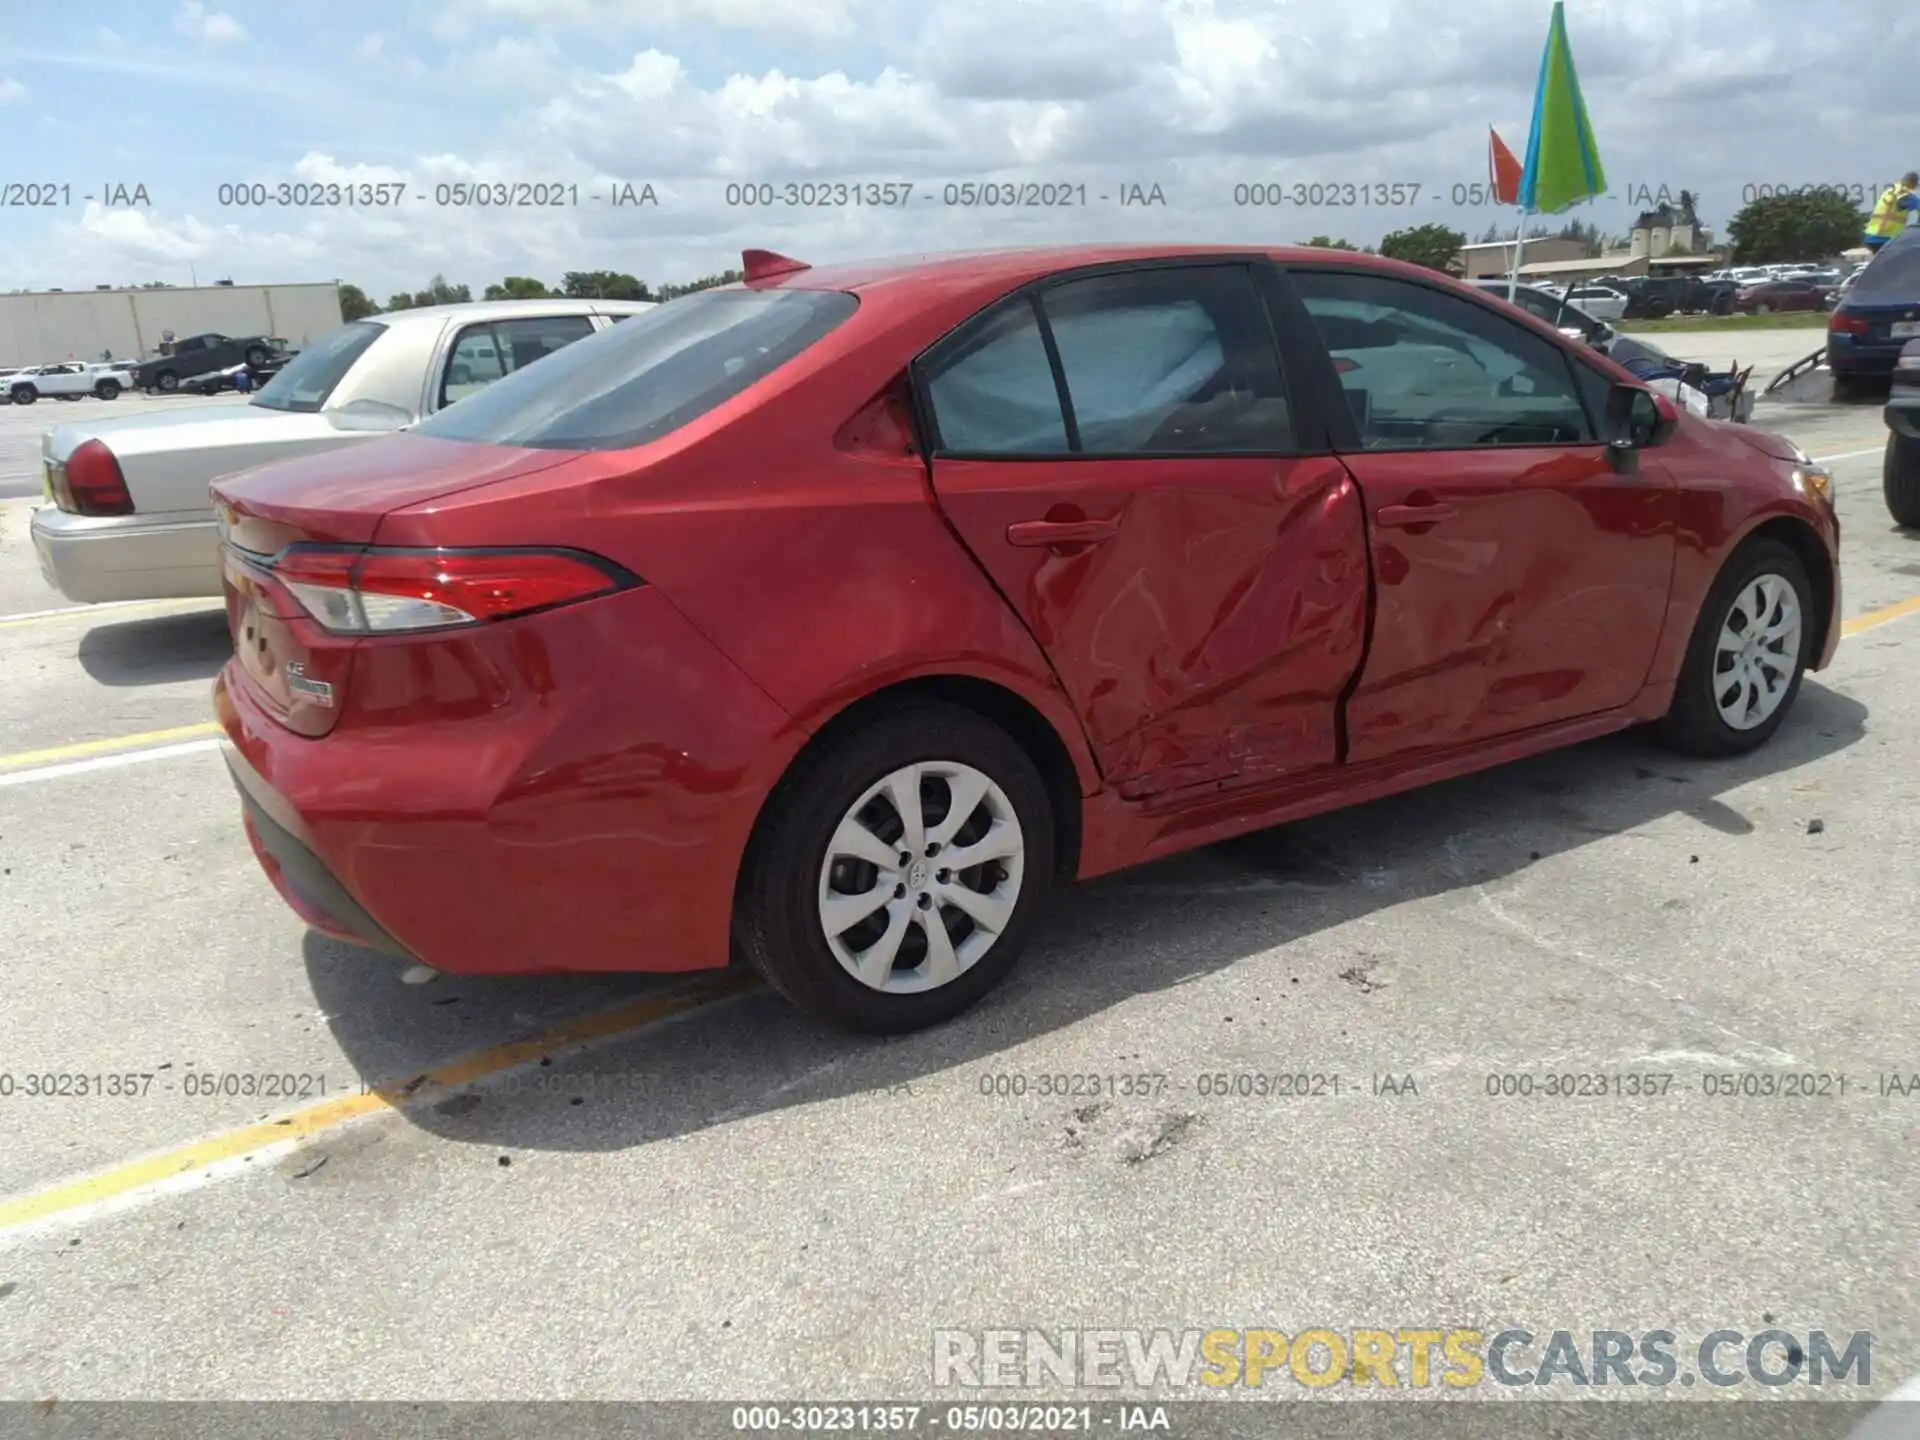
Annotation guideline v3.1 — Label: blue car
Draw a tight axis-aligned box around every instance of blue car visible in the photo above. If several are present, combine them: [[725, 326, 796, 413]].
[[1828, 230, 1920, 398]]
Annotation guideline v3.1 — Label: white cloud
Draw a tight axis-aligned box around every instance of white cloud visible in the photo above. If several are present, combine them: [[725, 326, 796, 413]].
[[0, 78, 25, 104], [356, 32, 386, 61], [11, 0, 1920, 297], [175, 1, 244, 44], [454, 0, 858, 38]]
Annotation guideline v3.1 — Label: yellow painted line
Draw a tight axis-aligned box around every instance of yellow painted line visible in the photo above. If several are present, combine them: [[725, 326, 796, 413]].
[[0, 721, 222, 771], [0, 597, 221, 631], [1843, 595, 1920, 638], [0, 968, 760, 1234]]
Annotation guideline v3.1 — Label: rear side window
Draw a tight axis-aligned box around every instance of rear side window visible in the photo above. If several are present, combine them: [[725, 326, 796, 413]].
[[410, 289, 857, 451], [919, 300, 1068, 455], [920, 263, 1291, 456], [1041, 267, 1292, 453]]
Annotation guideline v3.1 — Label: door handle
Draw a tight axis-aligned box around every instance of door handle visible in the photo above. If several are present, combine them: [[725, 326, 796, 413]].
[[1376, 502, 1456, 527], [1006, 518, 1119, 547]]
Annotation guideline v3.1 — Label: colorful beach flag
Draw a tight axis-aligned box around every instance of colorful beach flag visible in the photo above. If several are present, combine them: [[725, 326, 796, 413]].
[[1517, 1, 1606, 215]]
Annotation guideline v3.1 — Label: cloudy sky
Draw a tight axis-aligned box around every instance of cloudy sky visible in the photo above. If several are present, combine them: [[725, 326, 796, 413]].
[[2, 0, 1916, 298]]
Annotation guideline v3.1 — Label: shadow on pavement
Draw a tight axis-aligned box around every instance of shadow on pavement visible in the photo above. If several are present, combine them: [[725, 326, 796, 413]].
[[76, 606, 229, 686], [304, 681, 1869, 1154]]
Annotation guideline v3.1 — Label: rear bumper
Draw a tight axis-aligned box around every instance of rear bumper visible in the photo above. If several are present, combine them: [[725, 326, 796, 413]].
[[30, 507, 222, 604], [1826, 338, 1904, 377], [227, 748, 412, 956], [212, 586, 810, 976]]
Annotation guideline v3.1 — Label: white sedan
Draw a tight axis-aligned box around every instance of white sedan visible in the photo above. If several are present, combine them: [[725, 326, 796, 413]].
[[31, 297, 653, 604]]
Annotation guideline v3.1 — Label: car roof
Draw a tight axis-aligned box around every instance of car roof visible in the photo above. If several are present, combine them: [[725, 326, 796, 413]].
[[365, 297, 656, 327], [746, 243, 1447, 300]]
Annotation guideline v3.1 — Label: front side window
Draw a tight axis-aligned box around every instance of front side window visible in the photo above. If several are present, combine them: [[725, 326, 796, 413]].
[[439, 314, 596, 407], [1293, 270, 1594, 450], [410, 288, 857, 451], [250, 320, 386, 413]]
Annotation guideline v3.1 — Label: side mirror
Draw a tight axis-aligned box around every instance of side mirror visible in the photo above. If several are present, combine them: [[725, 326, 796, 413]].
[[1605, 385, 1678, 472], [326, 398, 415, 432]]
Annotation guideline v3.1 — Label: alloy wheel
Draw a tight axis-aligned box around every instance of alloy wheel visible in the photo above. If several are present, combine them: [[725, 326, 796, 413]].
[[817, 761, 1025, 994], [1712, 573, 1802, 730]]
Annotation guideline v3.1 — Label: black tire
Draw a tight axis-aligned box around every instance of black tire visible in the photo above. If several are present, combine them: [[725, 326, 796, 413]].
[[735, 701, 1056, 1034], [10, 385, 34, 405], [1886, 432, 1920, 528], [1832, 372, 1870, 403], [94, 379, 120, 399], [1757, 302, 1773, 315], [155, 370, 178, 392], [1656, 538, 1814, 758], [244, 345, 268, 368]]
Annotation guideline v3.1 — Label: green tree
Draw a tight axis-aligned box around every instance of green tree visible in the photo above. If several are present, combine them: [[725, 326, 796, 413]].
[[656, 269, 744, 299], [337, 283, 377, 320], [386, 273, 472, 310], [483, 276, 557, 300], [1379, 222, 1467, 272], [1726, 191, 1862, 263], [562, 269, 651, 300], [1302, 235, 1358, 250]]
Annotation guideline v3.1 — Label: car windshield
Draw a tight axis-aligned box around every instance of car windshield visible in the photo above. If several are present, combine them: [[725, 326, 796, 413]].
[[248, 321, 386, 412], [409, 288, 858, 451]]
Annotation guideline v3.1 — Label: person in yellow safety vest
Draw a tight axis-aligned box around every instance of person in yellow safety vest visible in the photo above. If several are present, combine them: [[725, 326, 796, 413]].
[[1864, 173, 1920, 251]]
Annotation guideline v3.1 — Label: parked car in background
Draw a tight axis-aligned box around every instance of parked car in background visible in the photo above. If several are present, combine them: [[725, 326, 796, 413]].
[[1561, 283, 1628, 320], [206, 243, 1839, 1033], [131, 332, 284, 393], [8, 362, 125, 404], [1884, 338, 1920, 526], [1827, 230, 1920, 399], [1467, 278, 1614, 347], [32, 298, 653, 603], [1734, 278, 1831, 313]]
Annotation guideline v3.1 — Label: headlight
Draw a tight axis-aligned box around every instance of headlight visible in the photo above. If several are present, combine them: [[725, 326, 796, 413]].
[[1791, 465, 1833, 505]]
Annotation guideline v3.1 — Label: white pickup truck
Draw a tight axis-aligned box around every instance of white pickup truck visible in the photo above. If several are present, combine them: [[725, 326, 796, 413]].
[[7, 363, 128, 404]]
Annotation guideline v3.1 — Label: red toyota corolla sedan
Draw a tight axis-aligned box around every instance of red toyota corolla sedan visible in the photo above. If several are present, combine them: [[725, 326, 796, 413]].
[[208, 244, 1840, 1032]]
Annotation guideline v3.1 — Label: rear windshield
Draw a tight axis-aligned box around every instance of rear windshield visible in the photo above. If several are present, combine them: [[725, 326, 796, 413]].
[[250, 321, 386, 413], [409, 288, 858, 451], [1852, 241, 1920, 297]]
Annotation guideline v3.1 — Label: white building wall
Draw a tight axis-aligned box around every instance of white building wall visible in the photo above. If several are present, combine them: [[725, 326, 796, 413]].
[[0, 284, 343, 365]]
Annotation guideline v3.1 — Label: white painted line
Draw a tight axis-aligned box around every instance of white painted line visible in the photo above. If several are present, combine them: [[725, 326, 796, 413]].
[[0, 599, 161, 623], [1814, 446, 1885, 464], [0, 738, 223, 788], [0, 597, 220, 626]]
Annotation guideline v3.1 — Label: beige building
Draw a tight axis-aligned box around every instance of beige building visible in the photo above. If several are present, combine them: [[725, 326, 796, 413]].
[[0, 282, 344, 367], [1456, 238, 1587, 279]]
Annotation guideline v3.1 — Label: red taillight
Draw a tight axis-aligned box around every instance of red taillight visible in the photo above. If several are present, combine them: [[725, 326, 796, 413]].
[[270, 546, 636, 634], [1829, 311, 1868, 336], [63, 439, 134, 515], [1333, 357, 1360, 374]]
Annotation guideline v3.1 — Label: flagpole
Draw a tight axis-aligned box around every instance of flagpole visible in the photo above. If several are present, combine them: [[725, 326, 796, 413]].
[[1508, 212, 1526, 301]]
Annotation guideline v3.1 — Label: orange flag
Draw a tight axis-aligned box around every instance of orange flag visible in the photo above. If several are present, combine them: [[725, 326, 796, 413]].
[[1490, 127, 1522, 206]]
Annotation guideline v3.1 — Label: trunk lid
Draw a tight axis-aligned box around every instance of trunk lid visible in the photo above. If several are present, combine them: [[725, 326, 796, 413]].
[[1835, 298, 1920, 344], [214, 433, 582, 737]]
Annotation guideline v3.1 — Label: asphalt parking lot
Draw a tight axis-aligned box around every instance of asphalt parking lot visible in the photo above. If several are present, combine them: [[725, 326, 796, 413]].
[[1, 384, 1918, 1408]]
